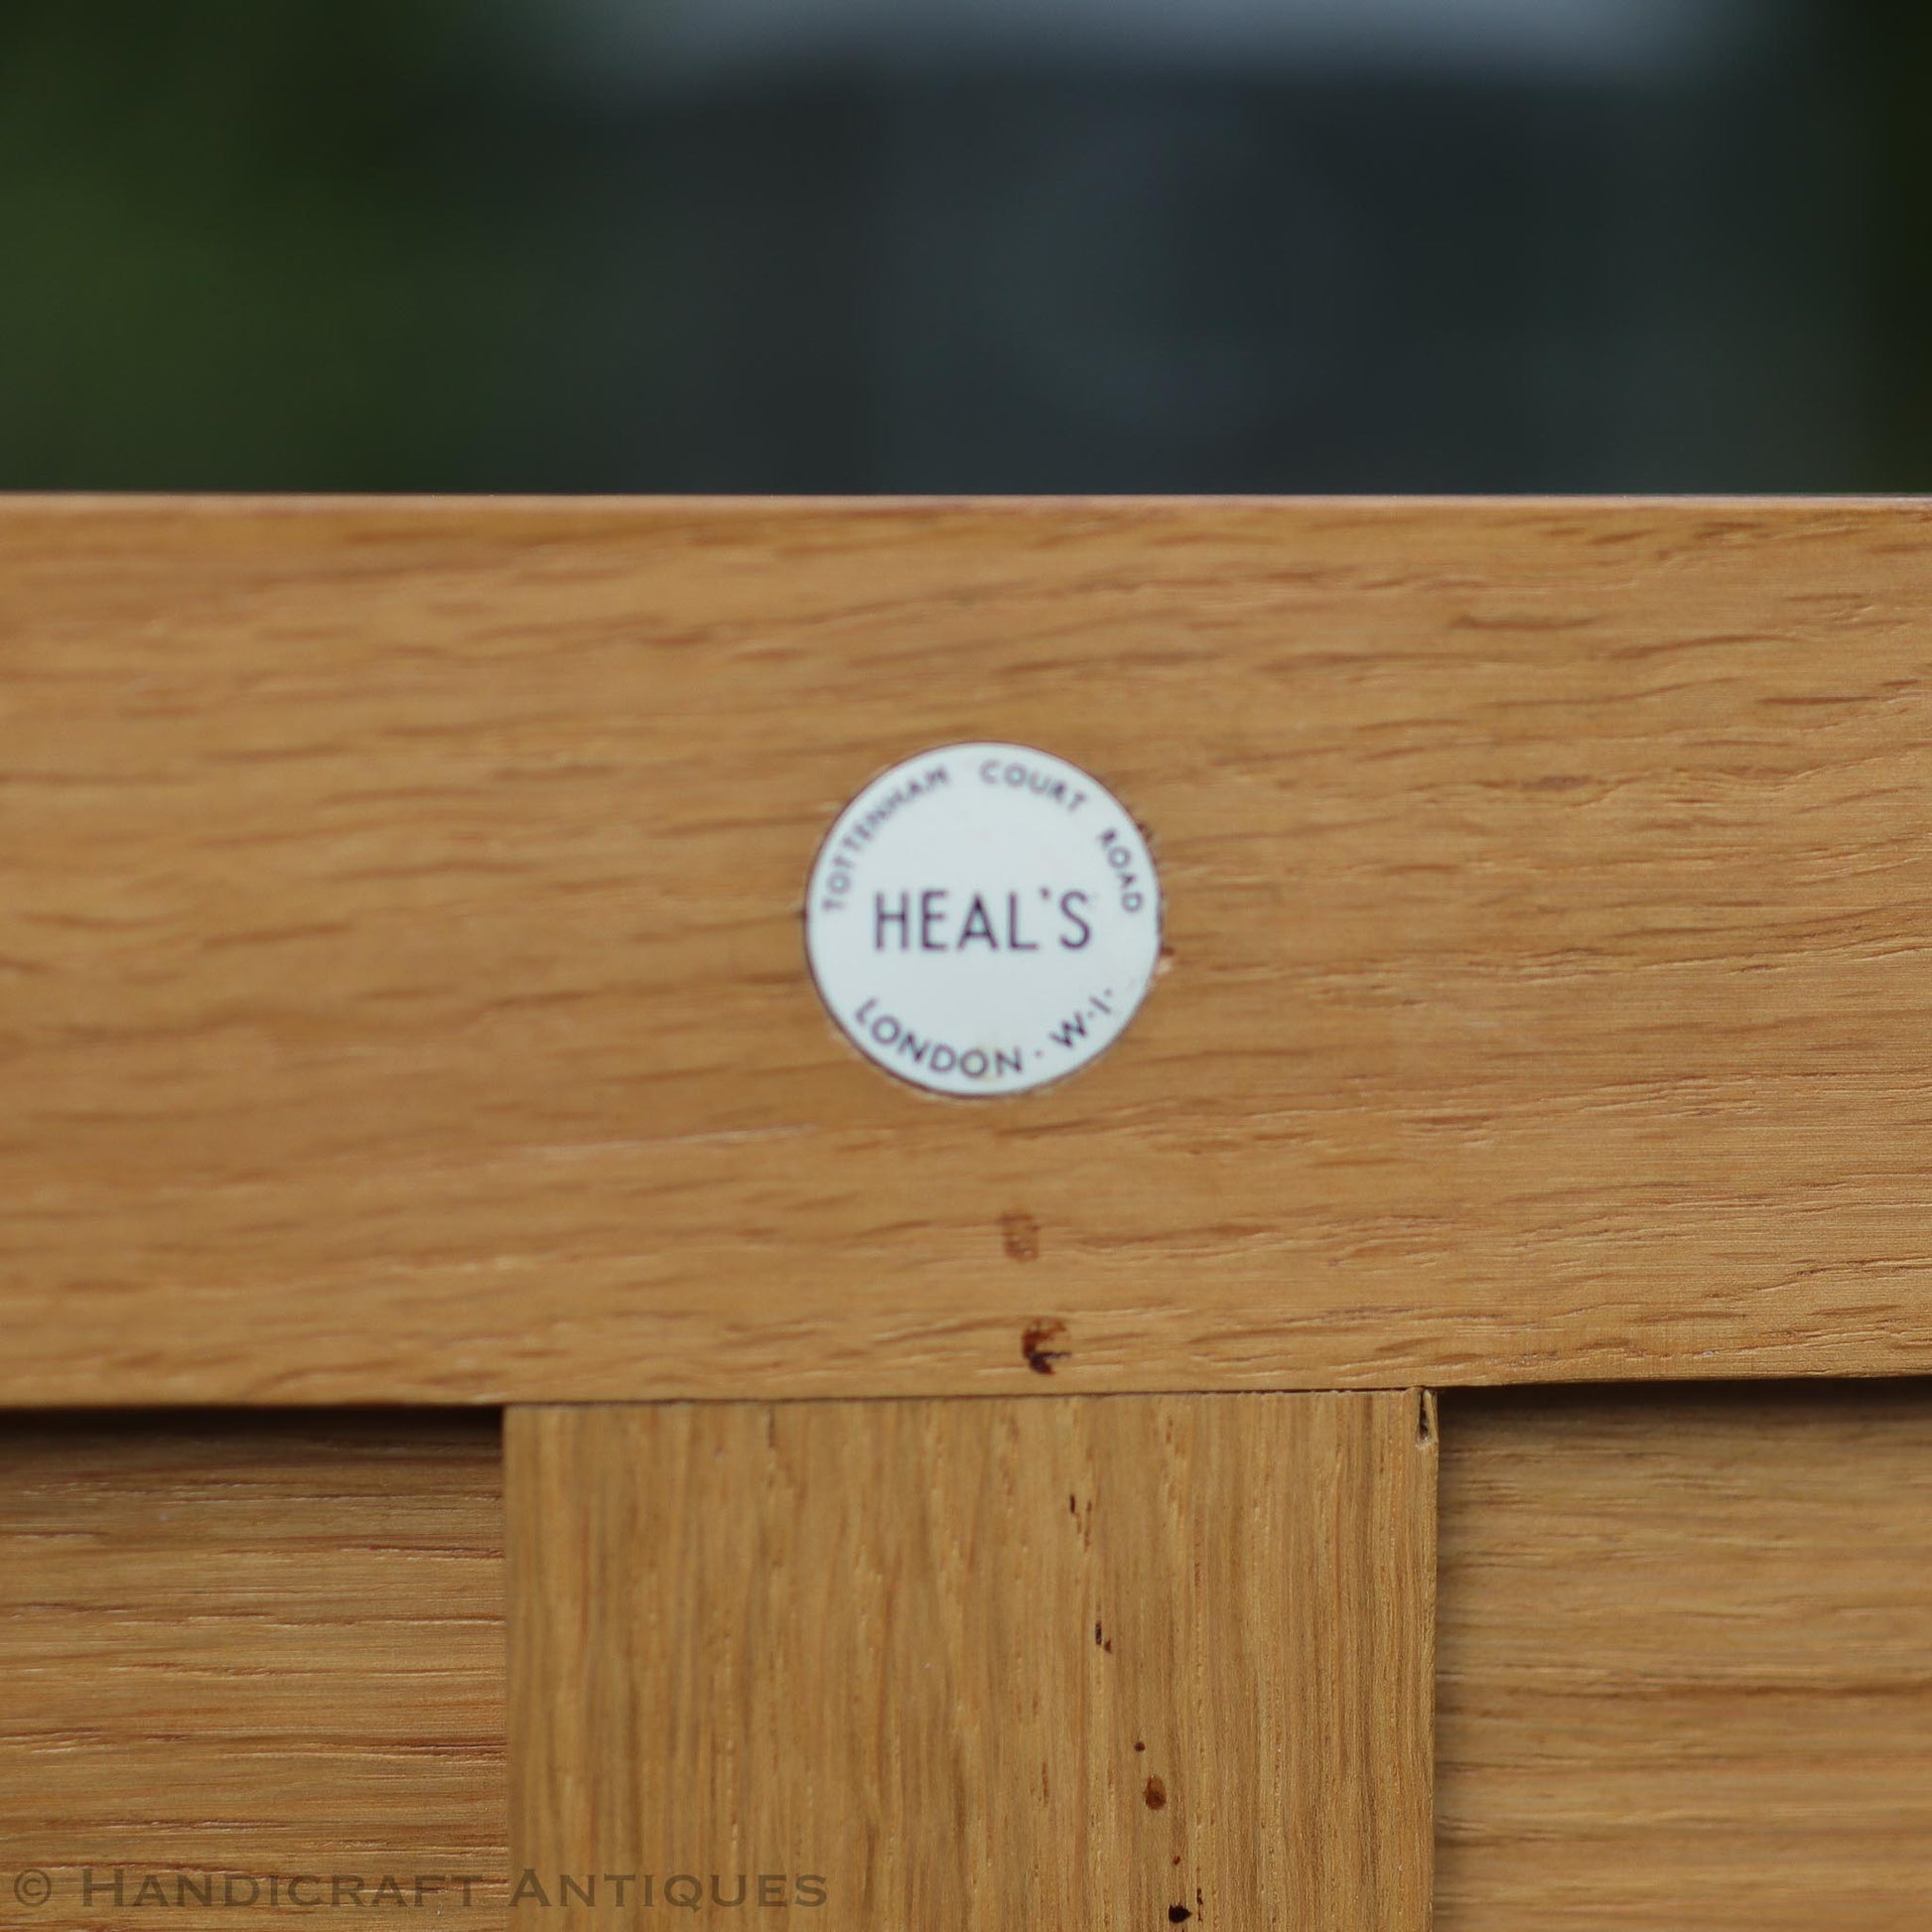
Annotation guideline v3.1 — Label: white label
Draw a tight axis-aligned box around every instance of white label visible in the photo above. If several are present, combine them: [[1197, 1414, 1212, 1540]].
[[805, 743, 1162, 1097]]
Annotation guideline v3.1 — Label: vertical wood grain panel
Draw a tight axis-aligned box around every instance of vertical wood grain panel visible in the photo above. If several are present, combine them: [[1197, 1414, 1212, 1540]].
[[0, 1415, 505, 1930], [1438, 1385, 1932, 1931], [507, 1392, 1435, 1930]]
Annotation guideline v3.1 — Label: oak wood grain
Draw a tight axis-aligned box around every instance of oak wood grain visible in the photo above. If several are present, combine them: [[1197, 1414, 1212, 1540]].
[[505, 1391, 1436, 1930], [7, 496, 1932, 1399], [1437, 1383, 1932, 1931], [0, 1415, 506, 1929]]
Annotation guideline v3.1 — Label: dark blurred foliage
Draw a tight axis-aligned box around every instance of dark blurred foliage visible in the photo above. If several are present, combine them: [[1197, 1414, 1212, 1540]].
[[1836, 2, 1932, 488], [0, 2, 554, 487], [0, 0, 1924, 490]]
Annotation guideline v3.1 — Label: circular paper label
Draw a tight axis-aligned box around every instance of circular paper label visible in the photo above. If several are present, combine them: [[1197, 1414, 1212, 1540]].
[[805, 743, 1162, 1096]]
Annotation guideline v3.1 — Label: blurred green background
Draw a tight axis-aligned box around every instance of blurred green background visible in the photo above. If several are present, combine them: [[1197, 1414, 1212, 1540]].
[[1, 0, 1925, 491]]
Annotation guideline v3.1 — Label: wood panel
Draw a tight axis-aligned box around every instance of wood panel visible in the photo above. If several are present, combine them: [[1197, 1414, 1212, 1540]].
[[0, 1415, 506, 1929], [505, 1391, 1436, 1930], [8, 498, 1932, 1400], [1437, 1383, 1932, 1931]]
